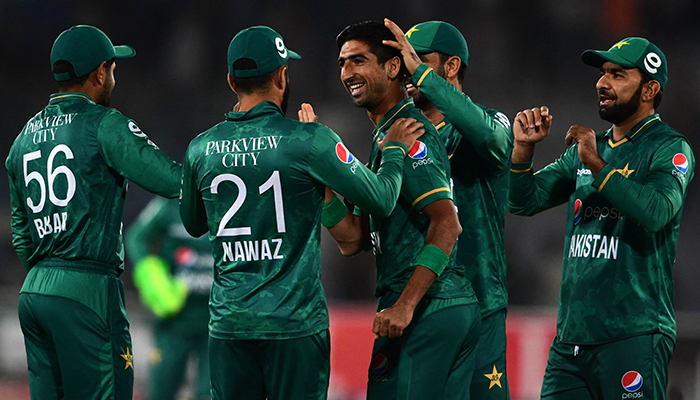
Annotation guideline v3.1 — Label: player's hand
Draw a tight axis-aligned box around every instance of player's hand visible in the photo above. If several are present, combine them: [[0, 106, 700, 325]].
[[513, 106, 552, 145], [379, 117, 424, 152], [298, 103, 319, 122], [565, 125, 606, 176], [373, 303, 414, 339], [382, 18, 422, 75]]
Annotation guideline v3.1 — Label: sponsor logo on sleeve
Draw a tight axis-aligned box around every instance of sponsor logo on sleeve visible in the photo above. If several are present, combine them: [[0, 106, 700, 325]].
[[335, 143, 355, 164], [673, 153, 688, 174]]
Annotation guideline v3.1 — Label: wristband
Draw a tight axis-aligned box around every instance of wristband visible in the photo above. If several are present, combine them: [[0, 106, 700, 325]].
[[415, 244, 449, 276], [322, 193, 348, 228]]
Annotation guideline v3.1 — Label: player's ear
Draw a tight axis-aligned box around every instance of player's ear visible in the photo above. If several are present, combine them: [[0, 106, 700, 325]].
[[92, 61, 108, 87], [273, 66, 286, 90], [642, 80, 660, 104], [445, 56, 461, 80], [386, 56, 401, 79], [228, 74, 238, 93]]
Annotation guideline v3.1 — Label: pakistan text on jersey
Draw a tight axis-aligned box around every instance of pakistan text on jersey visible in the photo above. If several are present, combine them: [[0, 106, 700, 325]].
[[568, 234, 619, 260], [222, 238, 284, 262], [34, 212, 68, 238]]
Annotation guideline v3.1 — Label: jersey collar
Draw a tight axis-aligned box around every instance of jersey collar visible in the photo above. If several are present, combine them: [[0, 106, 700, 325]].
[[225, 101, 284, 121], [49, 92, 95, 105], [603, 113, 661, 147], [373, 98, 415, 137]]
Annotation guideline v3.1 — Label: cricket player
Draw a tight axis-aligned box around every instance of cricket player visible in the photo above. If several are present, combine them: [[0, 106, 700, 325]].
[[326, 20, 481, 399], [7, 25, 181, 398], [179, 25, 423, 400], [509, 38, 695, 399], [383, 19, 514, 398], [126, 197, 213, 400]]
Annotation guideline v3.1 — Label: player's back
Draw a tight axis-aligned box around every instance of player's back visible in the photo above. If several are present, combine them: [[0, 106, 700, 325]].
[[184, 101, 332, 340], [7, 93, 132, 272]]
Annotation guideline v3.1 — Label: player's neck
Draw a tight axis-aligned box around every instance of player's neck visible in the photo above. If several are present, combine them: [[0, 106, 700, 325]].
[[421, 104, 443, 126], [237, 93, 280, 113], [367, 86, 408, 126], [612, 107, 655, 141]]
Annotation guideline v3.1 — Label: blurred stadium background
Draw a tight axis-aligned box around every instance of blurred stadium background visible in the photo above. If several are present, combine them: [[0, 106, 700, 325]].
[[1, 0, 699, 399]]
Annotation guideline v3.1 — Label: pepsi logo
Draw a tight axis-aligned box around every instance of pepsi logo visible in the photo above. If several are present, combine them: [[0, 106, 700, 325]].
[[371, 354, 388, 375], [336, 143, 355, 164], [621, 371, 643, 392], [408, 141, 427, 159], [573, 199, 583, 225], [673, 153, 688, 174]]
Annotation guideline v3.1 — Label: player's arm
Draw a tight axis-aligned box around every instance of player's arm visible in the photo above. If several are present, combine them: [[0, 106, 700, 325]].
[[308, 120, 422, 218], [126, 198, 187, 318], [7, 167, 33, 271], [593, 138, 695, 232], [508, 106, 574, 215], [179, 146, 208, 237], [97, 112, 182, 198], [413, 64, 513, 170], [322, 187, 371, 256], [373, 198, 460, 338]]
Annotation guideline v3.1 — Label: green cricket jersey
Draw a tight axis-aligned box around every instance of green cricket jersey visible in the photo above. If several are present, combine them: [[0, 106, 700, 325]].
[[126, 198, 213, 294], [509, 114, 695, 344], [180, 101, 409, 340], [366, 98, 476, 301], [411, 63, 513, 317], [7, 92, 181, 316]]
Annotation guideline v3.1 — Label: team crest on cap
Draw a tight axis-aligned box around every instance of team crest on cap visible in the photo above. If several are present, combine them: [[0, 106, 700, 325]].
[[335, 143, 355, 164], [673, 153, 688, 174], [371, 354, 389, 375], [408, 141, 427, 159], [573, 199, 583, 225], [621, 371, 643, 392]]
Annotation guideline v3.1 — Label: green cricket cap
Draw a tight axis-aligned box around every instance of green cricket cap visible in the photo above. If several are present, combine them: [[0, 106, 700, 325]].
[[51, 25, 136, 82], [405, 21, 469, 67], [228, 26, 301, 78], [581, 37, 667, 89]]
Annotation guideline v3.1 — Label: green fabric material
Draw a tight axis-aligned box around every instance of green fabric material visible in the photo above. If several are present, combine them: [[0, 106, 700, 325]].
[[581, 37, 668, 89], [508, 114, 695, 344], [367, 291, 481, 400], [414, 244, 449, 276], [321, 193, 347, 228], [209, 331, 330, 400], [540, 334, 673, 399], [6, 92, 181, 274], [51, 25, 135, 81], [471, 310, 510, 400], [411, 61, 513, 317], [228, 26, 300, 78], [367, 98, 474, 300], [405, 21, 469, 65], [180, 100, 407, 340]]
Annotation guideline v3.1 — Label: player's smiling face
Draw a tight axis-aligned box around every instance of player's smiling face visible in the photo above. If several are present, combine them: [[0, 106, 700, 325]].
[[338, 40, 390, 111], [596, 61, 645, 124]]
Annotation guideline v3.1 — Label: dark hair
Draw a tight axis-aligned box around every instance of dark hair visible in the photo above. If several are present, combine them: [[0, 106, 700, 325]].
[[230, 58, 277, 94], [336, 21, 407, 78], [640, 72, 663, 110], [53, 58, 115, 91], [437, 52, 467, 83]]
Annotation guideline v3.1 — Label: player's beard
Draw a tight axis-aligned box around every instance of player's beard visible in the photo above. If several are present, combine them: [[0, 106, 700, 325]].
[[598, 82, 643, 125], [281, 72, 290, 114], [410, 63, 445, 111], [96, 78, 114, 107]]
